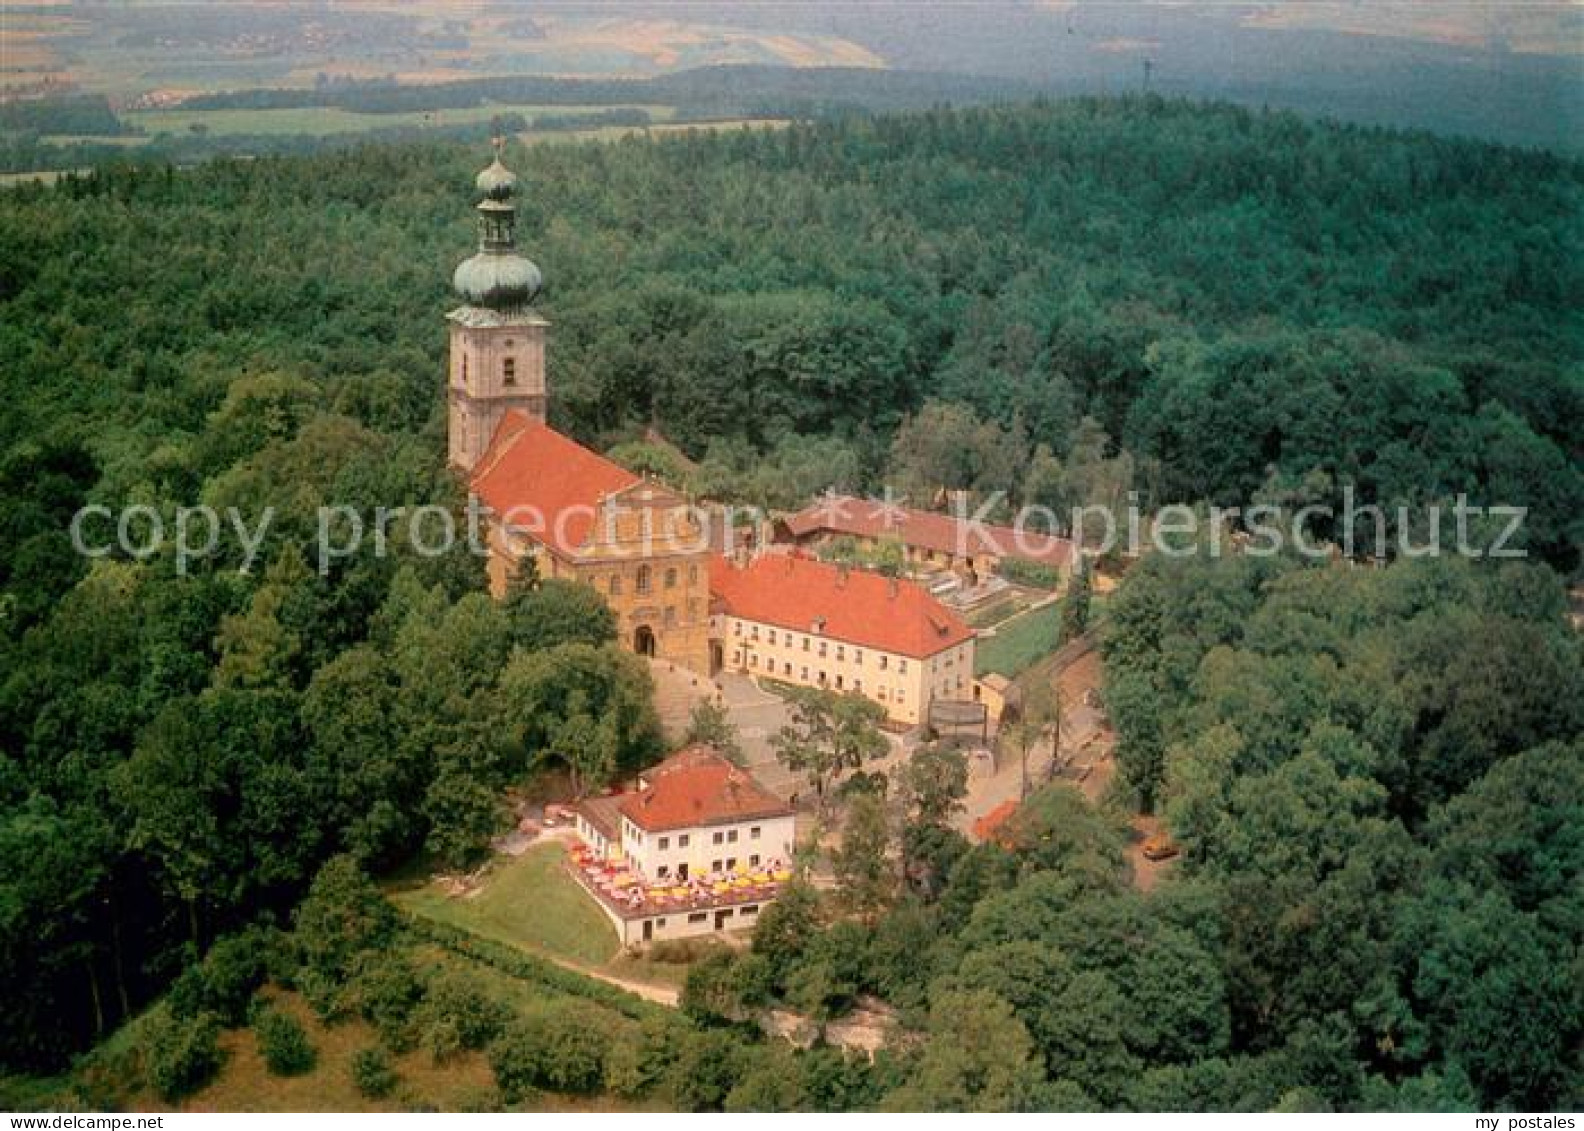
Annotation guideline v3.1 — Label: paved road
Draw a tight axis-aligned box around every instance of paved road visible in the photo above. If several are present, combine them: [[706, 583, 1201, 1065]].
[[717, 672, 802, 797]]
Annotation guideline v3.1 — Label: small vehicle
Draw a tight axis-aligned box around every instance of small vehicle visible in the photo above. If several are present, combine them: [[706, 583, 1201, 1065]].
[[1141, 835, 1180, 862]]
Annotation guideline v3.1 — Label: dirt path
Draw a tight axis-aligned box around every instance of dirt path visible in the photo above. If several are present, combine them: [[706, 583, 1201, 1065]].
[[565, 961, 680, 1006]]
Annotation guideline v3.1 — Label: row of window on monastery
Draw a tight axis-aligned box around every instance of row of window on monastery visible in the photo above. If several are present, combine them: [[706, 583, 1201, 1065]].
[[605, 562, 700, 596]]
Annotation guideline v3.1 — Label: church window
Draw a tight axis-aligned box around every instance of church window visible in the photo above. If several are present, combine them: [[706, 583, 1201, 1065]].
[[609, 574, 622, 595], [689, 564, 699, 583], [636, 565, 652, 594], [503, 357, 517, 385], [665, 567, 677, 589], [461, 354, 469, 384]]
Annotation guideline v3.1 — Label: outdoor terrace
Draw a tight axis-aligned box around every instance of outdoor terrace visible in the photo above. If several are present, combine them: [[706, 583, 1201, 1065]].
[[565, 838, 792, 922]]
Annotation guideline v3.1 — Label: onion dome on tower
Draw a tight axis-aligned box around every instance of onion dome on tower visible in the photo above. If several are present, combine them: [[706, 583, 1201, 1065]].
[[452, 138, 542, 311]]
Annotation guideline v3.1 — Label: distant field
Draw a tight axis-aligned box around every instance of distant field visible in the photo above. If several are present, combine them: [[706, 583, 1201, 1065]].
[[521, 117, 791, 146], [124, 103, 675, 139], [40, 135, 152, 148], [0, 169, 84, 188]]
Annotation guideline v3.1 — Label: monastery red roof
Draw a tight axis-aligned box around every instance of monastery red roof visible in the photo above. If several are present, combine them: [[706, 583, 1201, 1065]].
[[470, 411, 639, 553], [618, 745, 791, 833], [782, 495, 1075, 571], [710, 552, 975, 659]]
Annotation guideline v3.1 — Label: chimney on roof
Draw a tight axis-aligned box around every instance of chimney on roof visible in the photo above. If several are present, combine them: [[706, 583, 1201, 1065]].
[[836, 563, 849, 585], [887, 576, 899, 599]]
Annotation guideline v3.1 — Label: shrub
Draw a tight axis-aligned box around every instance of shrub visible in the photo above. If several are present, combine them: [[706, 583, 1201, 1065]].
[[489, 1004, 612, 1100], [348, 952, 427, 1049], [294, 856, 398, 985], [351, 1047, 398, 1100], [253, 1008, 316, 1077], [412, 970, 511, 1056], [142, 1009, 223, 1102], [665, 1026, 750, 1112], [604, 1014, 686, 1100], [167, 928, 279, 1024], [419, 1016, 464, 1065], [646, 937, 731, 965]]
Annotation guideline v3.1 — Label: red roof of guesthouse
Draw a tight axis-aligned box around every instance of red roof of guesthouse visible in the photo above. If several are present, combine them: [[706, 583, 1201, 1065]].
[[710, 552, 974, 659], [470, 411, 639, 553], [618, 745, 791, 833]]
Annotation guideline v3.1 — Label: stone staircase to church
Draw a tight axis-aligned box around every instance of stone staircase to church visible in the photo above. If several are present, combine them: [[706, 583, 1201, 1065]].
[[645, 658, 723, 743]]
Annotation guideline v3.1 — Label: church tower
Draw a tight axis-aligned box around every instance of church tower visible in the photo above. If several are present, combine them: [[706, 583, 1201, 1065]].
[[447, 141, 548, 472]]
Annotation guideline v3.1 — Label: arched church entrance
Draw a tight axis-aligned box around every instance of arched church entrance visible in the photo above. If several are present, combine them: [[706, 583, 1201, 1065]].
[[634, 625, 657, 657]]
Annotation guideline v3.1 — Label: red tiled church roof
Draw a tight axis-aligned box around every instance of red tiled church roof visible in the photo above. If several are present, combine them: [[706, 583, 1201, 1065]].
[[618, 745, 791, 833], [470, 411, 639, 553], [710, 553, 975, 659], [782, 495, 1075, 571]]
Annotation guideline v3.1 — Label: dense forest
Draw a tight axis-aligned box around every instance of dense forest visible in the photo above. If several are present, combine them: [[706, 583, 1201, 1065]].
[[685, 553, 1582, 1111], [0, 97, 1580, 1107]]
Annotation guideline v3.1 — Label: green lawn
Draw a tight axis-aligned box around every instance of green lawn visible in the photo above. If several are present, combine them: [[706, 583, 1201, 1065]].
[[393, 842, 618, 967], [975, 600, 1065, 678]]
